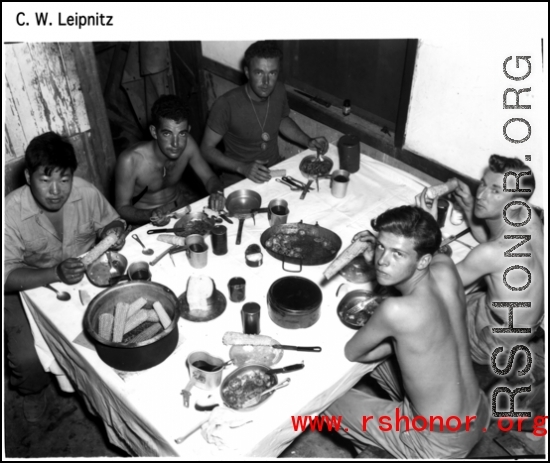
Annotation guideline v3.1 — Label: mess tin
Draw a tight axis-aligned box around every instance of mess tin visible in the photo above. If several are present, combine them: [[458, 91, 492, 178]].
[[220, 364, 293, 411], [85, 251, 128, 287]]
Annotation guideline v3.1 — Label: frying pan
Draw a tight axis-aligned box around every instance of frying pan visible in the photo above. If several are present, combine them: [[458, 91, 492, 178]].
[[225, 190, 262, 245], [299, 155, 333, 199]]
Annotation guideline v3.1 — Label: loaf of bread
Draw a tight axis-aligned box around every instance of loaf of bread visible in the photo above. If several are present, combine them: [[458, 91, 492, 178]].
[[269, 169, 286, 178], [426, 179, 459, 200], [187, 275, 214, 311], [222, 331, 273, 346], [157, 234, 187, 246], [81, 233, 118, 266], [323, 239, 371, 281]]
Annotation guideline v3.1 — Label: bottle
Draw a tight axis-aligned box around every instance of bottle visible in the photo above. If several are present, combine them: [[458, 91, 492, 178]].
[[343, 99, 351, 116]]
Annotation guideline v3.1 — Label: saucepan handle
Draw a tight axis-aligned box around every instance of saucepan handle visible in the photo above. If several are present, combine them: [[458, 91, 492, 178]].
[[276, 345, 322, 352]]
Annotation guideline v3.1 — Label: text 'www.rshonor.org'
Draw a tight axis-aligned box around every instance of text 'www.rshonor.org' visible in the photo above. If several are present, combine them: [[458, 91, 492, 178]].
[[291, 413, 548, 436]]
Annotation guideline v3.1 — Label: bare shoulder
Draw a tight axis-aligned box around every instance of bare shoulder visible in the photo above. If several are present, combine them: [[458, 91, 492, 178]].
[[376, 296, 420, 332], [117, 141, 152, 167]]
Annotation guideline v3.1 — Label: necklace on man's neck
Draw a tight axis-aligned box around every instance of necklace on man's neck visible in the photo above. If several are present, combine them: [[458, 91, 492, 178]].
[[245, 85, 270, 151]]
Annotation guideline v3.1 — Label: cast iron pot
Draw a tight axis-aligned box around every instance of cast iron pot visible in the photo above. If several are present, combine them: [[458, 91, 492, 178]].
[[83, 281, 180, 371], [267, 276, 322, 329]]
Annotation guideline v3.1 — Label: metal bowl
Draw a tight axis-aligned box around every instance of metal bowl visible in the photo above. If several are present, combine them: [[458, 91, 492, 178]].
[[220, 364, 278, 411], [337, 290, 382, 330], [85, 251, 128, 287], [83, 281, 180, 371]]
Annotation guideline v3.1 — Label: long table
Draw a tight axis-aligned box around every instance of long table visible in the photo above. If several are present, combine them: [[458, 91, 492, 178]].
[[20, 144, 476, 457]]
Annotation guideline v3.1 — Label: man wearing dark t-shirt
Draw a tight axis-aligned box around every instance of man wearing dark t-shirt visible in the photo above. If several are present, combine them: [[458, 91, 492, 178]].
[[201, 41, 328, 186]]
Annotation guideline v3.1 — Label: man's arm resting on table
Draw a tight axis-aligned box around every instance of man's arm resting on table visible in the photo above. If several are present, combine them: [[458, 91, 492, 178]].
[[279, 117, 328, 154], [344, 299, 397, 363], [5, 266, 61, 293]]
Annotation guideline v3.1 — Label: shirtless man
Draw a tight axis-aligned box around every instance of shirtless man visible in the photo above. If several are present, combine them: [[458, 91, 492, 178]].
[[325, 206, 487, 458], [416, 155, 544, 367], [115, 95, 224, 226]]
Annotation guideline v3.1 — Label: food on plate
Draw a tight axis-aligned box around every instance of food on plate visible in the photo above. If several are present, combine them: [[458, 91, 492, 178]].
[[301, 157, 332, 176], [222, 370, 276, 409], [230, 345, 280, 366], [81, 233, 119, 266], [187, 275, 215, 311], [264, 231, 337, 260]]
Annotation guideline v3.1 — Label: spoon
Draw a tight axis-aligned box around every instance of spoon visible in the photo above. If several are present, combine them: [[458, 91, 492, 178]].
[[44, 284, 71, 301], [106, 251, 118, 276], [132, 234, 154, 255]]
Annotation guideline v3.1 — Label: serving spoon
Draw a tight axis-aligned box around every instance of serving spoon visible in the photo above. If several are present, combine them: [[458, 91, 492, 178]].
[[44, 284, 71, 301], [132, 234, 154, 255]]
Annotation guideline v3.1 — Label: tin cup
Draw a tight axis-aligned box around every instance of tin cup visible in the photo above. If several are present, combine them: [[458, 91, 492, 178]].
[[268, 199, 289, 227], [185, 234, 208, 269], [241, 302, 261, 335], [211, 225, 228, 256], [437, 199, 450, 228], [228, 277, 246, 303], [127, 261, 152, 281], [337, 134, 360, 173], [330, 169, 350, 198]]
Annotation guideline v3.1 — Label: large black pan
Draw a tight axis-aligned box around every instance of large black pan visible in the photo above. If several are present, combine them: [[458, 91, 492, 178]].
[[260, 221, 342, 271], [225, 190, 262, 245]]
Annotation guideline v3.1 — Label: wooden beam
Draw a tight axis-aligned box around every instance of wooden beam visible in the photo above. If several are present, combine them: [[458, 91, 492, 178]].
[[70, 42, 117, 201], [395, 39, 418, 149]]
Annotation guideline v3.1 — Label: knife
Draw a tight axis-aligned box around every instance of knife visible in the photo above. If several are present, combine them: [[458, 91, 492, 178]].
[[440, 227, 471, 247], [294, 90, 331, 108], [147, 227, 187, 235], [218, 210, 234, 224]]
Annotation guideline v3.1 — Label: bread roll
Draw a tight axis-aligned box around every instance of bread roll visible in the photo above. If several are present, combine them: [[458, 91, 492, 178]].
[[81, 233, 118, 266], [222, 331, 273, 346]]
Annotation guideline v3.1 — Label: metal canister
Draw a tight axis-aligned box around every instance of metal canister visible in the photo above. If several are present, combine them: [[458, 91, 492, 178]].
[[211, 225, 228, 256]]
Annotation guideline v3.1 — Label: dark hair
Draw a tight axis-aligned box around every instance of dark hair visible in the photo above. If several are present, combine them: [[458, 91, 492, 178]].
[[25, 132, 78, 176], [244, 41, 282, 69], [371, 206, 442, 257], [488, 154, 535, 200], [151, 95, 189, 128]]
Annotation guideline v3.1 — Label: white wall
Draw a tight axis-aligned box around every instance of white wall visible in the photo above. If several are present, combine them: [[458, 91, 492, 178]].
[[405, 38, 544, 207], [202, 41, 254, 71]]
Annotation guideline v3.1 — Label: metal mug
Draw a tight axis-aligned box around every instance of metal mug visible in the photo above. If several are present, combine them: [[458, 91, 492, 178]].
[[330, 169, 350, 198], [186, 234, 208, 269], [267, 199, 289, 227], [187, 351, 225, 391], [228, 277, 246, 303], [127, 261, 152, 281]]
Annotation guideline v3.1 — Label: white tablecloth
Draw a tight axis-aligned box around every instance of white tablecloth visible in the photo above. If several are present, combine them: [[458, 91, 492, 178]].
[[20, 145, 477, 457]]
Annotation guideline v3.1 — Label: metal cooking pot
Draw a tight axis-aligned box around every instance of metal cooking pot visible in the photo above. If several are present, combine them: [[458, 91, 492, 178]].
[[267, 276, 322, 329], [83, 281, 180, 371]]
